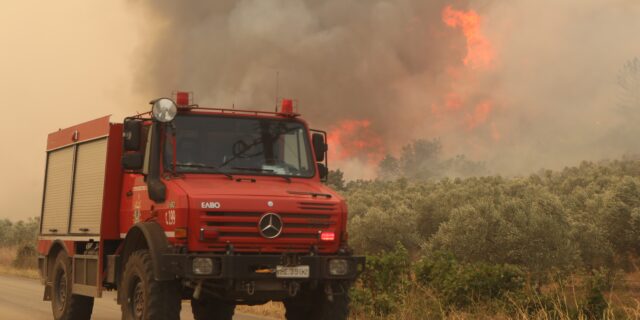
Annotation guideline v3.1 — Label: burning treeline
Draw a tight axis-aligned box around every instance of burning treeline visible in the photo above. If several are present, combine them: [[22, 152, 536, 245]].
[[134, 0, 640, 179]]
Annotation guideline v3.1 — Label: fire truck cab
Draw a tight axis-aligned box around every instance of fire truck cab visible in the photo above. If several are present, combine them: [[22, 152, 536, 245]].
[[37, 93, 364, 320]]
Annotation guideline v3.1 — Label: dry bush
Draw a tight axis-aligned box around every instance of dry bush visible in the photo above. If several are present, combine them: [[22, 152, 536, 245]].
[[12, 245, 37, 269], [0, 246, 17, 266], [0, 246, 38, 278]]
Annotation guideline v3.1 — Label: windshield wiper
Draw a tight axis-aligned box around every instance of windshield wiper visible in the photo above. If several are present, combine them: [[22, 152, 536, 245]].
[[231, 167, 292, 183], [219, 126, 301, 169], [176, 163, 233, 179]]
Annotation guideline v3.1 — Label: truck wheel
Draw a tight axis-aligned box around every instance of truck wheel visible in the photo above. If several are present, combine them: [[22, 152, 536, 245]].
[[120, 250, 181, 320], [191, 296, 235, 320], [51, 251, 94, 320], [284, 284, 350, 320]]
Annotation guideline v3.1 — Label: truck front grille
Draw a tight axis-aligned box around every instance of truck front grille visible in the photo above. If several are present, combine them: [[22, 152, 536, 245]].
[[200, 203, 338, 245]]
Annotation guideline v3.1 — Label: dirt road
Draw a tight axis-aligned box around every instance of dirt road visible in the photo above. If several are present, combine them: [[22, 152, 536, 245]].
[[0, 275, 273, 320]]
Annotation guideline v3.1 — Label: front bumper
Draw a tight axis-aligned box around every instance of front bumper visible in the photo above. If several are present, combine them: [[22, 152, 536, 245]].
[[163, 253, 365, 281]]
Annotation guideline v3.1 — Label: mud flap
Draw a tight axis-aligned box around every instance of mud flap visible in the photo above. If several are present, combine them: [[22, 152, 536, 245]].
[[43, 283, 52, 301]]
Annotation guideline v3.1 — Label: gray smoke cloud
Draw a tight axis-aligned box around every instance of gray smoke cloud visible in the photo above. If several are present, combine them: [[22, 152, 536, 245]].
[[133, 0, 640, 178]]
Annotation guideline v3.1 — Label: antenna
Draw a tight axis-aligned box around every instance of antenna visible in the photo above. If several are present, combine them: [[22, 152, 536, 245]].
[[274, 71, 280, 112]]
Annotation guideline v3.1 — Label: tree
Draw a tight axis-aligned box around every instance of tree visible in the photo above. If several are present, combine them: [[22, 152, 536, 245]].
[[0, 217, 39, 247], [326, 169, 346, 191], [399, 139, 443, 180], [377, 155, 401, 180], [440, 155, 488, 177], [0, 219, 12, 246]]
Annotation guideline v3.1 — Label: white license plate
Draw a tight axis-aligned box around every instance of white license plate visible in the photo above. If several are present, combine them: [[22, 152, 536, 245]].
[[276, 265, 310, 279]]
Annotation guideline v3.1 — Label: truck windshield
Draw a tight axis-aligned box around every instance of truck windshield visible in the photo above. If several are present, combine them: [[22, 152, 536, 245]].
[[164, 114, 315, 178]]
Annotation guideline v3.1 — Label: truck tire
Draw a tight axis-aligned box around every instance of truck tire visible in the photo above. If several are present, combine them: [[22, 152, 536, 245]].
[[191, 296, 235, 320], [120, 250, 181, 320], [284, 284, 350, 320], [51, 251, 94, 320]]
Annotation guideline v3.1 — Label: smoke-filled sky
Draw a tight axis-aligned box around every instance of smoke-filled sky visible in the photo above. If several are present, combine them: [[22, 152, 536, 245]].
[[1, 0, 640, 220]]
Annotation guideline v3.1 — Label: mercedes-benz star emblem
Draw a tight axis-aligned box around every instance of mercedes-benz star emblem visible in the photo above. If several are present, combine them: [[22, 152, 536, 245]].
[[258, 213, 283, 239]]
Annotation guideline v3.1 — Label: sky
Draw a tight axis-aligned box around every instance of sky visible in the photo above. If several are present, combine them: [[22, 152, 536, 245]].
[[0, 1, 141, 221], [1, 1, 640, 221]]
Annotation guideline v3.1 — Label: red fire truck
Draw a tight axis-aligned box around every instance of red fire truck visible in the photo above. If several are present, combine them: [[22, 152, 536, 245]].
[[37, 93, 364, 320]]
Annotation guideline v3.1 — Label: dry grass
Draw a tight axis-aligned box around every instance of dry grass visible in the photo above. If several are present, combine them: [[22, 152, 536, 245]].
[[0, 264, 39, 279], [0, 246, 16, 266], [236, 301, 285, 319], [0, 246, 39, 279], [222, 274, 640, 320], [349, 276, 640, 320]]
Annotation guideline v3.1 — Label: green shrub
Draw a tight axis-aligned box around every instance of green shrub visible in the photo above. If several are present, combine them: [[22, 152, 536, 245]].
[[415, 252, 525, 307], [352, 243, 411, 316], [581, 269, 617, 319], [349, 206, 420, 254], [427, 183, 579, 274]]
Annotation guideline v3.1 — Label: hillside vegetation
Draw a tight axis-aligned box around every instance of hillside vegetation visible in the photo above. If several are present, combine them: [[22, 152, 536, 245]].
[[335, 155, 640, 319]]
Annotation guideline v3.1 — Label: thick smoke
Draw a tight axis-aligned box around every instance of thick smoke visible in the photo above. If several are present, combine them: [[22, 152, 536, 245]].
[[134, 0, 640, 178], [480, 0, 640, 174]]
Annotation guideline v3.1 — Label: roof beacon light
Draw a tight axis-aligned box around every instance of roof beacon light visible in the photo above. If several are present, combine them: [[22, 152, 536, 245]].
[[176, 91, 191, 107], [281, 99, 294, 114]]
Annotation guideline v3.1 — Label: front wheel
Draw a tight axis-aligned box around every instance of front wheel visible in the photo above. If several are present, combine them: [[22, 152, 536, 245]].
[[284, 283, 350, 320], [120, 250, 181, 320], [191, 295, 235, 320], [51, 251, 94, 320]]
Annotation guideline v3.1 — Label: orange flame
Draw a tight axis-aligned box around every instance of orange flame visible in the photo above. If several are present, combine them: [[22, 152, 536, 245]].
[[442, 6, 494, 70], [437, 6, 500, 141], [466, 100, 493, 129], [327, 119, 385, 164]]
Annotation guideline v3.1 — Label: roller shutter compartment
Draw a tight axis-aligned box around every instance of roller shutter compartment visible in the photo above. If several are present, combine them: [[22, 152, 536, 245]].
[[41, 146, 74, 235], [70, 138, 108, 234]]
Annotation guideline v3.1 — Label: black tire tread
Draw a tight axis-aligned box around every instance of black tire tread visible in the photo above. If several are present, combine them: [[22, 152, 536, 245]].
[[52, 252, 94, 320], [120, 250, 181, 320]]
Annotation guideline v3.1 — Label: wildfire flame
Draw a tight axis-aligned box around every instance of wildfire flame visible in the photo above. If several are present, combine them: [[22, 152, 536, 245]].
[[326, 119, 385, 164], [466, 100, 493, 129], [441, 6, 499, 138], [442, 5, 495, 70], [327, 5, 501, 175]]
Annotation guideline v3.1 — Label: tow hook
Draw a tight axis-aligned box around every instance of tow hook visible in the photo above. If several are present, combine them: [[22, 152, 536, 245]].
[[324, 284, 334, 302], [193, 280, 203, 300], [288, 282, 300, 297], [245, 281, 255, 296], [226, 242, 235, 255]]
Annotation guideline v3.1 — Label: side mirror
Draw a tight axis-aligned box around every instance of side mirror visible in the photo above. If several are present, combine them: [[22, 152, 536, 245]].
[[148, 178, 167, 203], [312, 133, 327, 162], [122, 153, 144, 170], [318, 163, 329, 181], [123, 119, 143, 151]]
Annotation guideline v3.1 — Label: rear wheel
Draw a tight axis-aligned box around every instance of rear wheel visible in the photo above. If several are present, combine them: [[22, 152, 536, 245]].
[[51, 251, 94, 320], [191, 296, 235, 320], [120, 250, 181, 320], [284, 284, 350, 320]]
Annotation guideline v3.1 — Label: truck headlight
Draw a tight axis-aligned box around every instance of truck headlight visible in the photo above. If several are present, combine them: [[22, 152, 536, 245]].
[[192, 258, 213, 275], [328, 259, 349, 276], [151, 98, 177, 123]]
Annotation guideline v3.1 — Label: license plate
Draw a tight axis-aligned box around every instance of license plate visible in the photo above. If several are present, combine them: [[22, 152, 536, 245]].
[[276, 265, 310, 279]]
